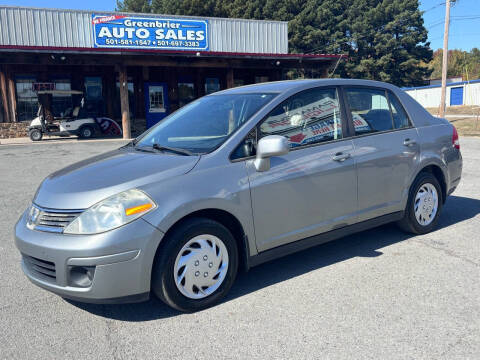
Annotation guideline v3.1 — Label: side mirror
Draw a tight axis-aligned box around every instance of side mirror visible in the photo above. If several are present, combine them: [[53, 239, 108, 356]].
[[254, 135, 289, 172]]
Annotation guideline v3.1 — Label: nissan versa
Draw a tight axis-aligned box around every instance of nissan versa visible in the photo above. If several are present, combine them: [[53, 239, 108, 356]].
[[15, 79, 462, 312]]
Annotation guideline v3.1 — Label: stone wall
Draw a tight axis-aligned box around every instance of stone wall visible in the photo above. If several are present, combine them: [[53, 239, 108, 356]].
[[0, 122, 29, 139]]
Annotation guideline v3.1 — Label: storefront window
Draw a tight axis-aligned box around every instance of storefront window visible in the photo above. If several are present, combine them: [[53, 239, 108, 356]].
[[205, 78, 220, 94], [16, 76, 38, 122], [255, 76, 269, 84], [234, 79, 244, 87], [52, 78, 73, 118], [84, 76, 104, 117], [178, 82, 195, 107]]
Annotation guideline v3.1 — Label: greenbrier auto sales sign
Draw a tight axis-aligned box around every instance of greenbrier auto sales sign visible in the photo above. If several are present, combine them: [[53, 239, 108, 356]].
[[92, 14, 209, 51]]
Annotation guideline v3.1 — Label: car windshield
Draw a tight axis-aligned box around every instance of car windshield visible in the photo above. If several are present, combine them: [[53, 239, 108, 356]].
[[135, 93, 277, 154]]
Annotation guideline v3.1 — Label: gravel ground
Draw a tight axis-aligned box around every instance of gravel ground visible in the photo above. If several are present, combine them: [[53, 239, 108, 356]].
[[0, 137, 479, 360]]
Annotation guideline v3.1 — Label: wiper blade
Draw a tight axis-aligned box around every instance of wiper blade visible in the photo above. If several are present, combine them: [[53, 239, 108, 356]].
[[133, 146, 155, 153], [152, 143, 193, 156]]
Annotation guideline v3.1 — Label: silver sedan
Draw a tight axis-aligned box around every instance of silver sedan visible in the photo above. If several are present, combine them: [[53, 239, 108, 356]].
[[15, 79, 462, 312]]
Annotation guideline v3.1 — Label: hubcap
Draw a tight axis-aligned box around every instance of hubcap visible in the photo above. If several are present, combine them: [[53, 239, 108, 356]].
[[173, 234, 229, 299], [414, 183, 438, 226], [32, 131, 41, 140], [83, 128, 91, 137]]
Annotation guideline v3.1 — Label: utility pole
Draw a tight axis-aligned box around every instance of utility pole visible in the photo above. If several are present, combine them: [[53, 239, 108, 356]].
[[439, 0, 451, 118]]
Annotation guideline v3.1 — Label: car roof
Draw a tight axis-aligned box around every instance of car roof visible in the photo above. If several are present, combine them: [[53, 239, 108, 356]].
[[213, 78, 399, 95]]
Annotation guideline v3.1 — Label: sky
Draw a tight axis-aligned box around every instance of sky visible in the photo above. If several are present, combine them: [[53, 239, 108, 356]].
[[420, 0, 480, 51], [0, 0, 478, 51]]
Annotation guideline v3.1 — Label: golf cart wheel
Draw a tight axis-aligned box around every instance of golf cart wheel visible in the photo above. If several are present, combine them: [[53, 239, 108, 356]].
[[29, 128, 43, 141], [79, 126, 94, 139]]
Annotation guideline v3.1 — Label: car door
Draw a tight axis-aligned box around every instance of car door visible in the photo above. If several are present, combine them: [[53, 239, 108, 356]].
[[242, 87, 357, 252], [343, 87, 420, 221]]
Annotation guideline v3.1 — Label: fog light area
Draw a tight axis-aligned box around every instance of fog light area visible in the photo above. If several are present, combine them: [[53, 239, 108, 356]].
[[68, 266, 96, 288]]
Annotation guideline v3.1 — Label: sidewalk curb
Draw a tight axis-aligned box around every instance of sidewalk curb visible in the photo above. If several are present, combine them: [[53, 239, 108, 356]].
[[0, 137, 131, 146]]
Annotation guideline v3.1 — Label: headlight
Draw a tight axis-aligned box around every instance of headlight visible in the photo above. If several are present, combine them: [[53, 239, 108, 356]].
[[63, 189, 156, 235], [26, 204, 41, 230]]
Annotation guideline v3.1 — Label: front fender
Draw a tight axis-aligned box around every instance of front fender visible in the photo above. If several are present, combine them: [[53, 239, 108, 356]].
[[140, 160, 257, 257]]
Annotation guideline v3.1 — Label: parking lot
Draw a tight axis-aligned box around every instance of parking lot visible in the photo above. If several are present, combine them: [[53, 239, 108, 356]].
[[1, 137, 479, 359]]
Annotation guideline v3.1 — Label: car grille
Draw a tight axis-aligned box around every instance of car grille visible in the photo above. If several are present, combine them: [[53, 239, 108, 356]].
[[23, 255, 56, 283], [29, 205, 82, 233]]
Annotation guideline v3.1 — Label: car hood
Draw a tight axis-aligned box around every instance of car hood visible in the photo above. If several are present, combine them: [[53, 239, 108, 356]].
[[33, 147, 200, 209]]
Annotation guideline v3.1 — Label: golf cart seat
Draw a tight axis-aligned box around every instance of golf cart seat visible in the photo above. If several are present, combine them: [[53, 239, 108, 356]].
[[72, 106, 80, 118]]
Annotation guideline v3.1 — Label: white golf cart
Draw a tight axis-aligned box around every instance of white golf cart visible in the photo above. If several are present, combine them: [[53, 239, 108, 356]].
[[28, 89, 122, 141]]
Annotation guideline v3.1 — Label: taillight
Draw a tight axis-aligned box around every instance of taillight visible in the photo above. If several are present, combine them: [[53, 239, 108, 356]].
[[452, 126, 460, 150]]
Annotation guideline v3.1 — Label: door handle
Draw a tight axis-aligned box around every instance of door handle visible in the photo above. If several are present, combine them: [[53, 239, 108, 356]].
[[332, 152, 351, 162], [403, 138, 417, 147]]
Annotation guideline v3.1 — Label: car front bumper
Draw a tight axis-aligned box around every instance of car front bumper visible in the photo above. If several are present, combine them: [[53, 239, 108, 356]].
[[14, 210, 164, 303]]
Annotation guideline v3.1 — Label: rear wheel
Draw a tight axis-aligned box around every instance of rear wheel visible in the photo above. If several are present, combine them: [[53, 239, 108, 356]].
[[29, 128, 43, 141], [397, 172, 443, 234], [152, 218, 238, 312], [79, 126, 94, 139]]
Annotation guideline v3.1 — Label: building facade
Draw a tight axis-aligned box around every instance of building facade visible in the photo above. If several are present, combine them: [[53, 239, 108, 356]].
[[404, 79, 480, 109], [0, 6, 340, 138]]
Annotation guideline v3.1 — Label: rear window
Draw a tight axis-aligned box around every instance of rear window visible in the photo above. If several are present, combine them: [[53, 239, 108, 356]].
[[345, 88, 410, 135]]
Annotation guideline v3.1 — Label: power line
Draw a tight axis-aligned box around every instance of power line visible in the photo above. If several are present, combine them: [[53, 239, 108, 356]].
[[422, 2, 446, 13], [426, 15, 480, 29], [431, 32, 480, 41]]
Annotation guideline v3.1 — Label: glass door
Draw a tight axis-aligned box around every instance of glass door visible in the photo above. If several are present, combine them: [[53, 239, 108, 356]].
[[144, 82, 169, 128]]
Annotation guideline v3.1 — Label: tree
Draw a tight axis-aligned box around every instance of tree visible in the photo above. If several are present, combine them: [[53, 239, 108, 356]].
[[116, 0, 151, 13], [428, 49, 480, 81], [330, 0, 433, 86], [116, 0, 433, 86], [150, 0, 227, 17]]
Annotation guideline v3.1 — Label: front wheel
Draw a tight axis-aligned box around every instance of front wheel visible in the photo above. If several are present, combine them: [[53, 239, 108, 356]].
[[78, 126, 94, 139], [397, 172, 443, 234], [152, 218, 238, 312], [29, 128, 43, 141]]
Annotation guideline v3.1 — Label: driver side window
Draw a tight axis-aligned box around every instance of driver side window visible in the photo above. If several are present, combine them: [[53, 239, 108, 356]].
[[259, 87, 343, 148], [231, 87, 344, 160]]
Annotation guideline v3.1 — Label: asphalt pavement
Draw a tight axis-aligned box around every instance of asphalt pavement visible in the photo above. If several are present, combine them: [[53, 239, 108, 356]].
[[0, 137, 479, 359]]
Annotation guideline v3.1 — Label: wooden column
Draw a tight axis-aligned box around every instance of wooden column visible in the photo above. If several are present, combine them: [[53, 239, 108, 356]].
[[0, 66, 11, 122], [226, 68, 234, 88], [6, 68, 17, 122], [118, 65, 131, 139]]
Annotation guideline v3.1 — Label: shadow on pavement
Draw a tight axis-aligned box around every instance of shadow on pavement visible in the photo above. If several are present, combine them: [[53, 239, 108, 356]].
[[67, 195, 480, 321]]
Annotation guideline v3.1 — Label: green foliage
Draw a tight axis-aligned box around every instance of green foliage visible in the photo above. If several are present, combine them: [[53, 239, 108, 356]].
[[429, 49, 480, 80], [115, 0, 433, 87], [150, 0, 227, 17], [116, 0, 151, 13]]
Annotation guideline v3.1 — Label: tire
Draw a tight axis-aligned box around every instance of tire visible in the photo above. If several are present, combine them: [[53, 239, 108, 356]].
[[152, 218, 238, 312], [29, 128, 43, 141], [397, 172, 443, 234], [79, 126, 94, 139]]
